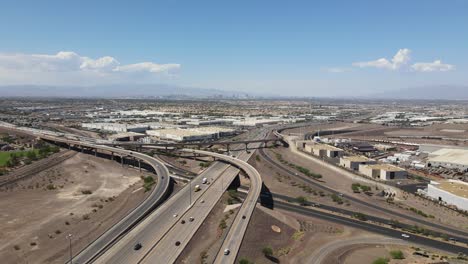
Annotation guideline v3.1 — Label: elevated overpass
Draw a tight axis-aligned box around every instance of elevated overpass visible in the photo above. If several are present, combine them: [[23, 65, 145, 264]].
[[0, 124, 172, 264], [104, 138, 285, 152]]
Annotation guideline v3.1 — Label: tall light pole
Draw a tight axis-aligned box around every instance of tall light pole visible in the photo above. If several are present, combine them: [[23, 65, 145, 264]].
[[188, 177, 192, 208], [67, 233, 73, 264]]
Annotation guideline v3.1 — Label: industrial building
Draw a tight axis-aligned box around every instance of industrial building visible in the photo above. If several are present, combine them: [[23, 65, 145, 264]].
[[350, 142, 376, 152], [340, 156, 376, 170], [359, 164, 407, 180], [185, 119, 234, 126], [304, 143, 344, 158], [82, 123, 149, 133], [426, 180, 468, 211], [426, 148, 468, 171], [108, 132, 147, 142], [146, 127, 236, 142]]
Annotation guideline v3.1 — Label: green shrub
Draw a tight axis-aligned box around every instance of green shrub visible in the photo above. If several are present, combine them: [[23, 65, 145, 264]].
[[390, 250, 405, 259], [372, 257, 389, 264]]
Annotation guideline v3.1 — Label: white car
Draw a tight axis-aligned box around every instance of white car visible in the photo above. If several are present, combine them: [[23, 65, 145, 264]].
[[173, 214, 178, 218], [224, 249, 230, 255], [401, 233, 410, 238]]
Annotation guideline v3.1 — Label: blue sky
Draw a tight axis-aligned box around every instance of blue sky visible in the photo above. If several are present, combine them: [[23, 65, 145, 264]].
[[0, 0, 466, 96]]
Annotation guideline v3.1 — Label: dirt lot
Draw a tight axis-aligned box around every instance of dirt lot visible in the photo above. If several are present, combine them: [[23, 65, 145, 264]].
[[313, 122, 468, 147], [0, 153, 149, 264], [260, 146, 468, 233], [284, 122, 370, 136]]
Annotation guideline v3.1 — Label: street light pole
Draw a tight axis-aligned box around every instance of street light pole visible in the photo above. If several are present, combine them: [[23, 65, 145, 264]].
[[67, 233, 73, 264], [189, 178, 192, 207]]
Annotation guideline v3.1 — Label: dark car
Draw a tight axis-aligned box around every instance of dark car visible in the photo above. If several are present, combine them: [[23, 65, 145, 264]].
[[134, 243, 142, 250]]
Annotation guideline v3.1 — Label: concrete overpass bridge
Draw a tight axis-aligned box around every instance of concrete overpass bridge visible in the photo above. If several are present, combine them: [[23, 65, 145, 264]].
[[104, 138, 287, 152]]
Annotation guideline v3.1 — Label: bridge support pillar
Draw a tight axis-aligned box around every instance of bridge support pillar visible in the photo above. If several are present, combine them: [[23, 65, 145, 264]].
[[245, 143, 248, 152], [81, 146, 84, 153], [95, 149, 97, 157], [111, 152, 114, 160], [121, 156, 124, 166], [226, 144, 230, 153], [138, 160, 141, 172]]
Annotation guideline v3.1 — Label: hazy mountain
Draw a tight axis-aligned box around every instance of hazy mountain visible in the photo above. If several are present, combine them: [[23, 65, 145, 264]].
[[0, 84, 253, 99], [371, 85, 468, 100]]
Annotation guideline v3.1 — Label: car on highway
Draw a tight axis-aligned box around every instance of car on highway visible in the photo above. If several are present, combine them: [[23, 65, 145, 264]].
[[401, 233, 410, 238], [134, 243, 142, 250], [173, 213, 178, 218], [189, 217, 194, 222], [224, 249, 230, 255], [202, 177, 208, 184]]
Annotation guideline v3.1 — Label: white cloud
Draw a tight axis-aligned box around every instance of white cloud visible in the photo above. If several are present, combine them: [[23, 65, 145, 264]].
[[113, 62, 181, 73], [352, 48, 411, 70], [80, 56, 120, 71], [0, 51, 180, 77], [411, 60, 455, 72]]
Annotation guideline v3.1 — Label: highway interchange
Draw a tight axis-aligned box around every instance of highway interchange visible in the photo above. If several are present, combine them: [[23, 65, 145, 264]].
[[2, 123, 467, 263]]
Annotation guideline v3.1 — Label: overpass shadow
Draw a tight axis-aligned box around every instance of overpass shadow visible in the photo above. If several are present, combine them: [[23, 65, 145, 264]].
[[260, 183, 274, 209]]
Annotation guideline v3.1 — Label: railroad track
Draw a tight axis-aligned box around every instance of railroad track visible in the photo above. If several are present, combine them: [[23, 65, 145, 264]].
[[0, 150, 77, 187]]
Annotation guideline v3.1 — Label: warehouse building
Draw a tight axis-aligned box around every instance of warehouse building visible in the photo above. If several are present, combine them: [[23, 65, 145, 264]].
[[82, 123, 149, 133], [359, 164, 407, 180], [426, 180, 468, 211], [146, 127, 236, 142], [340, 156, 376, 170], [108, 132, 146, 142], [426, 148, 468, 171], [304, 143, 344, 158]]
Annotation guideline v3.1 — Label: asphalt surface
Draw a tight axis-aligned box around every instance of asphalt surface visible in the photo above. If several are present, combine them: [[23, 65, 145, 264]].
[[95, 129, 267, 264], [237, 189, 468, 245], [1, 128, 171, 264], [272, 199, 468, 255], [141, 130, 266, 263], [210, 149, 262, 264], [257, 146, 468, 238]]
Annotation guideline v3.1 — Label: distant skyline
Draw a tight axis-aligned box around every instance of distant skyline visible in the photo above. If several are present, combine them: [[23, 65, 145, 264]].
[[0, 0, 467, 97]]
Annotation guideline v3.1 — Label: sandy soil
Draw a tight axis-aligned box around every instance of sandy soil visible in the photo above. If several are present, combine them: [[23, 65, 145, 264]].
[[176, 192, 240, 264], [263, 146, 468, 233], [340, 244, 460, 264], [158, 154, 210, 175], [236, 205, 375, 264], [0, 153, 149, 264]]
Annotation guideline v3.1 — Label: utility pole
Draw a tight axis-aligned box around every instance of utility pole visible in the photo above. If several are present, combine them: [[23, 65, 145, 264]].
[[67, 233, 73, 264]]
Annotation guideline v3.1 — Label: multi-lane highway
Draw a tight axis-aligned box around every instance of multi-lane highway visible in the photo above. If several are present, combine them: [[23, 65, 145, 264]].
[[268, 130, 468, 237], [95, 129, 267, 264], [0, 125, 171, 264]]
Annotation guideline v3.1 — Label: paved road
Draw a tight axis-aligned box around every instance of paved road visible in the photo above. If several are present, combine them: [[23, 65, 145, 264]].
[[272, 199, 468, 255], [0, 125, 171, 264], [258, 145, 468, 238], [96, 129, 267, 264], [310, 237, 408, 264], [237, 189, 468, 244]]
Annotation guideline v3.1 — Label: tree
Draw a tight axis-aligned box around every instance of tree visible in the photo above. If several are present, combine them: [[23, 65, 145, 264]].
[[26, 150, 37, 161]]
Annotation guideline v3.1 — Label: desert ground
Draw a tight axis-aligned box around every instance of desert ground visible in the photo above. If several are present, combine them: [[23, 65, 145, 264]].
[[0, 152, 149, 264]]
